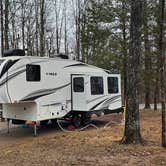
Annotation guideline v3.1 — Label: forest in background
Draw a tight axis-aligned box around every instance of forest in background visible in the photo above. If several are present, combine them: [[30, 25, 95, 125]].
[[0, 0, 166, 109]]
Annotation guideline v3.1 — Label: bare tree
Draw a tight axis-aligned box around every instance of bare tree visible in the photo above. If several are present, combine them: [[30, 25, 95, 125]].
[[40, 0, 45, 56], [20, 0, 28, 50], [35, 0, 39, 56], [53, 0, 65, 54], [64, 0, 68, 55], [72, 0, 81, 60], [4, 0, 9, 50]]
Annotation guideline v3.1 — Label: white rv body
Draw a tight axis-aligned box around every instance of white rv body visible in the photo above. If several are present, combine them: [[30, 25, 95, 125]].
[[0, 54, 123, 124]]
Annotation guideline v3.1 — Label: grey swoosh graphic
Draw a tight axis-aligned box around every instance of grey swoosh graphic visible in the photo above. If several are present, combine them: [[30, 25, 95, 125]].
[[0, 69, 26, 86], [21, 83, 71, 101], [89, 95, 121, 110], [101, 95, 121, 106], [87, 95, 108, 104], [100, 99, 122, 110]]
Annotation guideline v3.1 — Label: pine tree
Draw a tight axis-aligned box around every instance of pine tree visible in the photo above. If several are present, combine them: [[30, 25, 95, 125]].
[[121, 0, 143, 144]]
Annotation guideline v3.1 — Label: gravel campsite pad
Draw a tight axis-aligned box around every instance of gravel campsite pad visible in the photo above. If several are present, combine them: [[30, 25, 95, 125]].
[[0, 110, 166, 166]]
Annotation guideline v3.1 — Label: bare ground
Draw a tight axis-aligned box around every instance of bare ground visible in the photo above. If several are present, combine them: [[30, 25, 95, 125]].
[[0, 110, 166, 166]]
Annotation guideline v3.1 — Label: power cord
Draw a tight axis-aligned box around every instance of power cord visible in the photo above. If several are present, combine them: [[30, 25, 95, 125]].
[[57, 119, 98, 133]]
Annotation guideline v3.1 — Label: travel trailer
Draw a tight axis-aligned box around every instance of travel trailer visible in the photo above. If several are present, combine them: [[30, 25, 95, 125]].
[[0, 49, 123, 135]]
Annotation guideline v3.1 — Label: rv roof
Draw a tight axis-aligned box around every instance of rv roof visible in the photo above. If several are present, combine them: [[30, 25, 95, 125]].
[[0, 56, 23, 60], [0, 56, 116, 75]]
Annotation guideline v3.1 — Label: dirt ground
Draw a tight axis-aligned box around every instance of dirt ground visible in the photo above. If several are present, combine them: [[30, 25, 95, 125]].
[[0, 110, 166, 166]]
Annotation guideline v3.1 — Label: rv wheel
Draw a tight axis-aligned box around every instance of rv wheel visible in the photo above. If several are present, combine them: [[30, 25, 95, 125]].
[[82, 113, 91, 126], [71, 114, 82, 128]]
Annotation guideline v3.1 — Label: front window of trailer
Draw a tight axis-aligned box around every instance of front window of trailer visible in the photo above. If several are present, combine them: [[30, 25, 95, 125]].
[[26, 64, 41, 82]]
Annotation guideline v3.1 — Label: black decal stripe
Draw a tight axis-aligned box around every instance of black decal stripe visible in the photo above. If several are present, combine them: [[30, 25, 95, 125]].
[[22, 93, 53, 101], [64, 63, 87, 68], [89, 95, 121, 111], [0, 59, 20, 79], [41, 102, 62, 107], [102, 95, 121, 105], [90, 98, 109, 110], [87, 95, 120, 104], [100, 99, 122, 110]]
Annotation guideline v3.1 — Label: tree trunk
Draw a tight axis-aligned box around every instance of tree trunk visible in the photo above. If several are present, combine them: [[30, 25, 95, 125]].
[[0, 0, 4, 56], [4, 0, 9, 50], [76, 0, 81, 61], [64, 1, 68, 55], [158, 0, 166, 147], [35, 0, 39, 56], [40, 0, 45, 56], [54, 0, 59, 54], [143, 0, 151, 109], [121, 0, 143, 144], [21, 1, 25, 50]]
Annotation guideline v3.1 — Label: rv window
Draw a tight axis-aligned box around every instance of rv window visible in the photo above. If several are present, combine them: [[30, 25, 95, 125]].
[[91, 77, 104, 95], [73, 77, 84, 92], [108, 77, 119, 94], [26, 64, 41, 82]]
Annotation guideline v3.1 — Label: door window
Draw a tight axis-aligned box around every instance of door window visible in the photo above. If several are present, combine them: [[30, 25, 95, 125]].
[[73, 77, 84, 92]]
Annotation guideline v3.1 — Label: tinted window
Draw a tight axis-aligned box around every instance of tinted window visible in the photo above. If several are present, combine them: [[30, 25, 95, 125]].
[[26, 64, 41, 82], [73, 77, 84, 92], [91, 77, 104, 95], [108, 77, 119, 94]]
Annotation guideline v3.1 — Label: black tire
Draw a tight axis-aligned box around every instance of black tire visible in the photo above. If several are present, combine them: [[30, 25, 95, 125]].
[[40, 120, 49, 126], [81, 113, 91, 126], [51, 119, 57, 126], [71, 114, 82, 128]]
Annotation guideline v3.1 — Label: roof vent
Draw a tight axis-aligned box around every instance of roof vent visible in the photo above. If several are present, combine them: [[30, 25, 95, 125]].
[[3, 49, 25, 57], [57, 53, 69, 59]]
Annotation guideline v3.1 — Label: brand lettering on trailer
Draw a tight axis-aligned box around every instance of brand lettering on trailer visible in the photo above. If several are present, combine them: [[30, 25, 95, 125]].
[[46, 72, 57, 76]]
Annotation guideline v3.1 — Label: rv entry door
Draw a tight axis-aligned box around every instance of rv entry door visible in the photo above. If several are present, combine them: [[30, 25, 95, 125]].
[[72, 75, 87, 111]]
